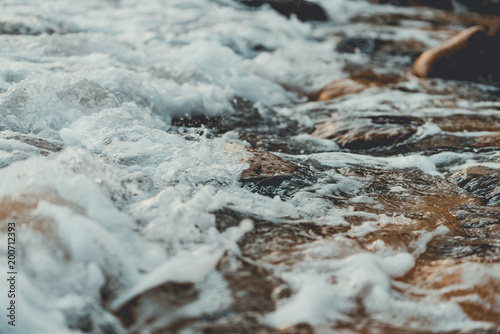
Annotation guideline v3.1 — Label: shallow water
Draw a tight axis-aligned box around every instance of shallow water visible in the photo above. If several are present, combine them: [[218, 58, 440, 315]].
[[0, 0, 499, 333]]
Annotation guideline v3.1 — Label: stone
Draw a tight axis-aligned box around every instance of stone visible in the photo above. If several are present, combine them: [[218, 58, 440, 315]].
[[370, 0, 454, 10], [112, 281, 198, 331], [431, 114, 500, 132], [227, 144, 298, 180], [311, 116, 421, 150], [316, 70, 400, 101], [237, 0, 327, 22], [227, 143, 312, 198], [472, 134, 500, 148], [450, 166, 500, 206], [317, 78, 368, 101], [412, 26, 500, 84]]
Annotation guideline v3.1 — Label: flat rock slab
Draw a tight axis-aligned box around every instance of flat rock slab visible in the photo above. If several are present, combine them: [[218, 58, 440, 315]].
[[311, 116, 422, 150], [316, 70, 401, 101], [450, 166, 500, 206], [431, 114, 500, 132]]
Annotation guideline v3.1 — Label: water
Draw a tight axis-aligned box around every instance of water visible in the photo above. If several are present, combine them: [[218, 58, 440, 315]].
[[0, 0, 499, 333]]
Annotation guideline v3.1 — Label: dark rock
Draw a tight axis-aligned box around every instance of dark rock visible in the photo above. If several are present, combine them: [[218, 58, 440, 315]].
[[0, 21, 55, 36], [227, 144, 313, 198], [335, 37, 427, 66], [450, 166, 500, 206], [455, 0, 500, 16], [311, 116, 422, 150], [237, 0, 328, 21], [393, 134, 475, 155], [372, 0, 500, 15], [370, 0, 454, 10], [335, 37, 379, 54], [412, 26, 500, 84]]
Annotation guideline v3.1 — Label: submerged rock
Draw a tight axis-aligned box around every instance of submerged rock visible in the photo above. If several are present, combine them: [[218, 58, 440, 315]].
[[236, 0, 328, 21], [311, 116, 421, 150], [450, 166, 500, 206], [412, 26, 500, 84]]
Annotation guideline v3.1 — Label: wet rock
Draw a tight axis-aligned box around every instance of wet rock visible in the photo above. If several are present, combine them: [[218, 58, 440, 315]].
[[233, 146, 299, 180], [472, 134, 500, 148], [431, 114, 500, 132], [450, 166, 500, 206], [317, 79, 369, 101], [281, 323, 315, 334], [371, 0, 500, 15], [375, 39, 428, 62], [390, 133, 500, 155], [232, 145, 313, 198], [217, 254, 290, 313], [370, 0, 454, 10], [311, 116, 421, 150], [201, 314, 279, 334], [112, 281, 198, 330], [412, 26, 500, 84], [335, 37, 379, 55], [317, 70, 401, 101], [335, 37, 427, 67], [237, 0, 328, 21], [214, 208, 349, 264]]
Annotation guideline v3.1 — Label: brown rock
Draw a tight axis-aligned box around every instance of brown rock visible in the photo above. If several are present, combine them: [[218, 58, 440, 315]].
[[227, 144, 298, 180], [311, 116, 421, 150], [472, 134, 500, 148], [217, 254, 290, 313], [317, 79, 368, 101], [112, 282, 198, 330], [450, 166, 500, 206], [317, 70, 400, 101], [412, 26, 500, 84], [431, 114, 500, 132]]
